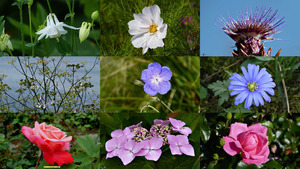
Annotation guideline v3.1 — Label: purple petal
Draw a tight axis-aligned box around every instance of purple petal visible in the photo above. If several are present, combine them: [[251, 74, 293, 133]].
[[141, 69, 151, 83], [167, 135, 176, 145], [118, 149, 135, 165], [169, 144, 182, 155], [160, 66, 172, 81], [180, 144, 195, 156], [169, 118, 186, 128], [149, 137, 163, 149], [148, 62, 162, 74], [157, 81, 171, 95], [145, 149, 162, 161], [176, 135, 190, 145], [105, 138, 117, 152], [144, 82, 158, 96]]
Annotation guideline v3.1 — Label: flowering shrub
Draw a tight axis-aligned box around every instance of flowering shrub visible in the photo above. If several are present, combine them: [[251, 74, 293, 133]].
[[105, 118, 195, 165], [100, 113, 200, 168]]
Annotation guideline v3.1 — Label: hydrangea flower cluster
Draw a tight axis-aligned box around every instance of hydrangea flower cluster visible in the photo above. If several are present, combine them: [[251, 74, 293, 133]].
[[105, 118, 195, 165]]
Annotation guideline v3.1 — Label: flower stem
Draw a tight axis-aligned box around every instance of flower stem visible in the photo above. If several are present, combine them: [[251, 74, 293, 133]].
[[91, 21, 100, 54], [19, 0, 25, 56], [35, 155, 41, 169], [46, 0, 53, 14], [71, 0, 77, 53], [158, 97, 173, 113], [28, 5, 34, 56]]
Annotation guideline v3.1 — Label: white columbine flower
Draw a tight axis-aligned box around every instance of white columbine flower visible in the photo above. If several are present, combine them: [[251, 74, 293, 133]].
[[128, 4, 167, 54], [36, 13, 79, 41]]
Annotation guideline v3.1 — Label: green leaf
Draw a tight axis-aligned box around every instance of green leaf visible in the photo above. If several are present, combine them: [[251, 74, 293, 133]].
[[225, 104, 253, 113], [77, 135, 99, 158], [200, 122, 210, 143], [64, 13, 73, 20], [73, 152, 89, 163], [0, 20, 5, 35], [236, 161, 259, 169], [261, 121, 273, 128], [207, 80, 230, 106], [25, 42, 37, 47], [100, 113, 118, 129], [200, 85, 207, 99], [254, 57, 275, 61], [7, 17, 33, 37]]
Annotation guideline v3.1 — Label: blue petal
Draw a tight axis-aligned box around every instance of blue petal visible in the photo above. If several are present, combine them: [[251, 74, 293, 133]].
[[241, 66, 250, 82], [228, 85, 247, 91], [244, 92, 253, 109], [144, 83, 158, 96], [230, 80, 247, 87], [160, 66, 172, 81], [234, 90, 249, 105], [252, 92, 260, 107], [255, 68, 267, 81], [148, 62, 162, 74], [258, 91, 271, 102], [231, 73, 247, 84], [252, 65, 260, 81], [158, 81, 171, 95], [254, 91, 264, 106], [141, 69, 151, 83], [259, 82, 276, 88]]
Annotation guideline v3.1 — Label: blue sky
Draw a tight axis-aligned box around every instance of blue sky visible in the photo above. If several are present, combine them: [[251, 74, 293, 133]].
[[201, 0, 300, 56]]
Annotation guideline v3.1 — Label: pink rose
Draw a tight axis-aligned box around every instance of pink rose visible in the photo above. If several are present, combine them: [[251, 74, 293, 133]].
[[21, 121, 73, 166], [223, 122, 269, 165]]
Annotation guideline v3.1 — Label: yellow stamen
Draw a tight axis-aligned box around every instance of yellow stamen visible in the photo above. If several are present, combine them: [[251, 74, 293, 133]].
[[149, 24, 158, 33], [247, 81, 258, 92]]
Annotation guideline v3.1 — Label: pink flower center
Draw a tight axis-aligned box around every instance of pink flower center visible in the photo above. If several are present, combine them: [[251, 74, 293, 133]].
[[242, 134, 258, 152]]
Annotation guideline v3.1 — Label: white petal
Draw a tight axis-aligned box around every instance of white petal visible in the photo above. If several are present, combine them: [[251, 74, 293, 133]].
[[131, 33, 149, 48], [147, 35, 164, 49], [134, 13, 152, 26], [156, 24, 167, 39]]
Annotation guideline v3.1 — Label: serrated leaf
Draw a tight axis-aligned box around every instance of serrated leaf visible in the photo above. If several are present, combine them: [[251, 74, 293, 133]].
[[207, 80, 230, 105], [200, 85, 207, 99], [225, 104, 253, 113]]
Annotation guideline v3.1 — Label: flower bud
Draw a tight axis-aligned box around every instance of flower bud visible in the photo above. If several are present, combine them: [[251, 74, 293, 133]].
[[226, 113, 232, 120], [220, 138, 225, 146], [79, 22, 92, 43], [132, 80, 144, 86], [28, 0, 33, 6], [91, 10, 99, 21], [0, 33, 12, 51]]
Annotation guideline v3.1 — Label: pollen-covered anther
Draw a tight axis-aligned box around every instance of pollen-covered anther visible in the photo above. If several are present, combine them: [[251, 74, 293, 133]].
[[247, 81, 259, 92]]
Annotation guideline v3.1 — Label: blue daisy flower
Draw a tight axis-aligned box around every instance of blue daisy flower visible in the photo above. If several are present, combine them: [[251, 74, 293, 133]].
[[228, 64, 276, 109]]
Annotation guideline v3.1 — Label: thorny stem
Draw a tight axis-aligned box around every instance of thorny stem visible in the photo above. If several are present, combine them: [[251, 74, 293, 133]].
[[19, 0, 25, 56], [35, 155, 41, 169]]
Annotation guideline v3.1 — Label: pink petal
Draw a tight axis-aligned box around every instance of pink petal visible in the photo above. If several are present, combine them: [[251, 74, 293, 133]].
[[105, 138, 118, 152], [111, 129, 124, 138], [229, 122, 248, 140], [167, 135, 177, 145], [169, 118, 185, 128], [149, 137, 163, 149], [223, 136, 241, 156], [133, 142, 144, 154], [169, 144, 182, 155], [118, 149, 135, 165], [248, 123, 267, 135], [180, 144, 195, 156], [145, 149, 162, 161], [176, 135, 189, 145]]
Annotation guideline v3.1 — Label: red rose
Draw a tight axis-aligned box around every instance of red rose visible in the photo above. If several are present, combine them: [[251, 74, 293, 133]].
[[21, 121, 73, 166]]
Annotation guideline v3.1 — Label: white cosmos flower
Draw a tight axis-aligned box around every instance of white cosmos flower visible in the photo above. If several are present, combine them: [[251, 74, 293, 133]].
[[36, 13, 79, 41], [128, 4, 167, 54]]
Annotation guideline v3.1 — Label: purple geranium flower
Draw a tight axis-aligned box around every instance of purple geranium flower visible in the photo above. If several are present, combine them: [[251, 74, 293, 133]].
[[219, 7, 285, 56], [167, 135, 195, 156], [228, 64, 276, 109], [136, 137, 163, 161], [141, 62, 172, 96], [169, 118, 192, 136], [118, 139, 144, 165]]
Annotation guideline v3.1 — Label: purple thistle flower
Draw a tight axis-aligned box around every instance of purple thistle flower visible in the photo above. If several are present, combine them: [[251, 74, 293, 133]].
[[219, 7, 285, 56], [141, 62, 172, 96], [167, 135, 195, 156], [228, 64, 276, 109]]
